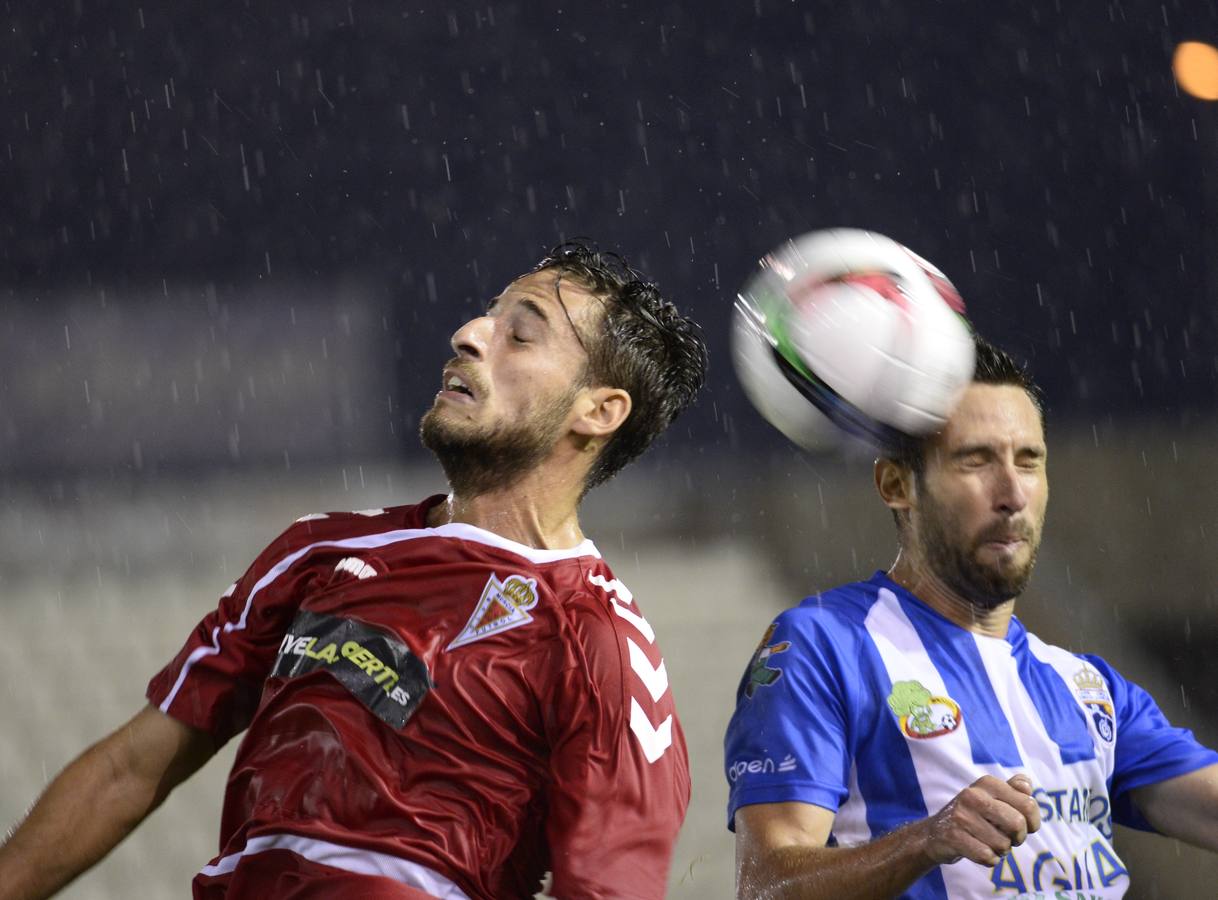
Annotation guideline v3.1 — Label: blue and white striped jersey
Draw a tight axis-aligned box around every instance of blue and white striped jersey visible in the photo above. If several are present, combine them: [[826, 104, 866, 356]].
[[725, 571, 1218, 899]]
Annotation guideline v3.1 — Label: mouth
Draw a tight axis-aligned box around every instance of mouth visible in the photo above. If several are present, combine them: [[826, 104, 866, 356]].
[[983, 538, 1025, 551], [438, 367, 477, 404], [978, 531, 1030, 556]]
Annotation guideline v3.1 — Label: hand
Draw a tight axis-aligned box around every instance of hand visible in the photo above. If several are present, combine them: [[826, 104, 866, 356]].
[[920, 774, 1041, 867]]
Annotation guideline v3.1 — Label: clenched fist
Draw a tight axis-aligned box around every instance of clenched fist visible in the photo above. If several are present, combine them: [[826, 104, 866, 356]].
[[920, 774, 1041, 867]]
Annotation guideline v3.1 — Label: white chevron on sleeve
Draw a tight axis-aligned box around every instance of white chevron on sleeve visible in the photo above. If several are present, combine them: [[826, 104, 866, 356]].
[[588, 573, 655, 643], [629, 697, 673, 764], [627, 637, 669, 702], [587, 572, 634, 605]]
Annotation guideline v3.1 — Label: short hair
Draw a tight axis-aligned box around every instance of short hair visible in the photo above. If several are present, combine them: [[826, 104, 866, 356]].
[[532, 239, 709, 492], [884, 336, 1041, 531]]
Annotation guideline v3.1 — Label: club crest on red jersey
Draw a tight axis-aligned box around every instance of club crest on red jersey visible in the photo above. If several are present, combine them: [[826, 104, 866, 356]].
[[447, 573, 540, 651]]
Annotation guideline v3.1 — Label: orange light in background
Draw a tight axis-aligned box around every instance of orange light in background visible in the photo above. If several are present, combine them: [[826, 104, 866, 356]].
[[1174, 41, 1218, 101]]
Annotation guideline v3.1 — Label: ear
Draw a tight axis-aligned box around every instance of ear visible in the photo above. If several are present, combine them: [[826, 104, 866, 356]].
[[571, 386, 632, 439], [875, 457, 916, 516]]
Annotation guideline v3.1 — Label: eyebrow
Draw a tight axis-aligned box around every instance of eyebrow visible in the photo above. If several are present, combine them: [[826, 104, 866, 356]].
[[950, 444, 995, 459], [516, 298, 550, 325], [486, 295, 551, 325], [950, 443, 1047, 459]]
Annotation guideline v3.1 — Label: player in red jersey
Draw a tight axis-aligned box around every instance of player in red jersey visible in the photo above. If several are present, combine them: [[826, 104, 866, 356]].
[[0, 241, 708, 900]]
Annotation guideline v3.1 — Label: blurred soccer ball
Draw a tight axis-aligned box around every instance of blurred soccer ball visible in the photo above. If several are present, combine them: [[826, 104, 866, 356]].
[[732, 228, 976, 450]]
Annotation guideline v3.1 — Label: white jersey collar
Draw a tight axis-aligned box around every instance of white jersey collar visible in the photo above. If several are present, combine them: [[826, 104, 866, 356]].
[[426, 521, 601, 564]]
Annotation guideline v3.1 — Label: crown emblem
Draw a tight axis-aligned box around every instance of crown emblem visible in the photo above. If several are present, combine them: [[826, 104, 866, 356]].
[[446, 573, 540, 652], [1073, 666, 1106, 693], [501, 576, 536, 609]]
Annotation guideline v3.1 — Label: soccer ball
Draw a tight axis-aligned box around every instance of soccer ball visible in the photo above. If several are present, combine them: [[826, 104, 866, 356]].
[[732, 228, 976, 450]]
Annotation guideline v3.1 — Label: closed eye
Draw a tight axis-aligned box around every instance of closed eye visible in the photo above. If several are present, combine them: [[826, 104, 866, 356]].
[[1017, 451, 1046, 469], [957, 452, 990, 467]]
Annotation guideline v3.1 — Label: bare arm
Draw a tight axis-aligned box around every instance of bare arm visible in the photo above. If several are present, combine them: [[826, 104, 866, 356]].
[[0, 704, 217, 900], [1130, 763, 1218, 852], [735, 774, 1041, 900]]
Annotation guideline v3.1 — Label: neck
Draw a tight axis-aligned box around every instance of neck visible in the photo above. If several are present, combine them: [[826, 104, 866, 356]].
[[426, 464, 586, 550], [887, 549, 1015, 639]]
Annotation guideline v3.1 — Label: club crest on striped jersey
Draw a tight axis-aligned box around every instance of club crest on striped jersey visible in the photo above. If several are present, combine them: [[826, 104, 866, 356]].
[[446, 573, 540, 651], [887, 680, 962, 740], [1073, 664, 1116, 743], [745, 623, 791, 699]]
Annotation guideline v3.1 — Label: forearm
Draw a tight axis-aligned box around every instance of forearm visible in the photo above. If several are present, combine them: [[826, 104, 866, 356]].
[[739, 820, 936, 900], [1132, 764, 1218, 854], [0, 706, 213, 900], [0, 738, 164, 899]]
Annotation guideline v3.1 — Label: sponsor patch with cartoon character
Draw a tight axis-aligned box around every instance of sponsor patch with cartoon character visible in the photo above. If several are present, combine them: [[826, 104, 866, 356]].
[[745, 623, 791, 699], [271, 610, 432, 729], [887, 679, 962, 739]]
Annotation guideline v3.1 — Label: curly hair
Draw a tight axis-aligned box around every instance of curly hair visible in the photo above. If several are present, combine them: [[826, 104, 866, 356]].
[[531, 240, 709, 492]]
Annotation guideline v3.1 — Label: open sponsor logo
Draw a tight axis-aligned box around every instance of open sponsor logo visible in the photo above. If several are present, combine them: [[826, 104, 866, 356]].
[[728, 754, 798, 782]]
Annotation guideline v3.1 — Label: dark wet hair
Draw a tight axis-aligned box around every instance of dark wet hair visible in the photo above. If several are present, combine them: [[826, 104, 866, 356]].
[[532, 239, 708, 492], [887, 335, 1042, 476], [884, 336, 1042, 530]]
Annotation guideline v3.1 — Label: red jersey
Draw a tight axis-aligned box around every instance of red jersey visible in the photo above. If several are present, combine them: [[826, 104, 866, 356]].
[[147, 496, 690, 900]]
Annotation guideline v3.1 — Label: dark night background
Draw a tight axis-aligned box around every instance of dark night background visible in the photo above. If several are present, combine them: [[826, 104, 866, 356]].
[[5, 3, 1218, 897], [4, 0, 1218, 474]]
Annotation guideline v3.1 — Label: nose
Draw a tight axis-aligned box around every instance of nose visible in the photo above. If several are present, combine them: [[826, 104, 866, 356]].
[[450, 314, 492, 360], [993, 460, 1029, 515]]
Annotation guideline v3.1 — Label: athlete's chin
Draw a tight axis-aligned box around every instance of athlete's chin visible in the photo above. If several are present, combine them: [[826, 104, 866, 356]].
[[971, 558, 1035, 603], [421, 408, 482, 446], [420, 417, 462, 463]]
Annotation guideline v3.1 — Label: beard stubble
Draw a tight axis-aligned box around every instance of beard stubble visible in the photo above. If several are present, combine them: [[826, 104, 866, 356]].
[[419, 386, 579, 498], [916, 485, 1041, 610]]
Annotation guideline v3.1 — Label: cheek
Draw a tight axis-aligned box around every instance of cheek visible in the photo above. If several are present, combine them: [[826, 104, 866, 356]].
[[1033, 481, 1050, 522], [1023, 471, 1049, 505], [937, 483, 989, 523]]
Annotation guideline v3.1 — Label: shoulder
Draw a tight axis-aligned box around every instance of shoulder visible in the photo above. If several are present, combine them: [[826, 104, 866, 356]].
[[1023, 633, 1143, 726], [269, 497, 442, 553], [545, 562, 667, 701], [731, 579, 887, 704], [231, 498, 442, 590], [1023, 631, 1129, 694], [555, 561, 654, 654], [1074, 651, 1142, 705], [544, 561, 683, 760], [772, 578, 884, 646]]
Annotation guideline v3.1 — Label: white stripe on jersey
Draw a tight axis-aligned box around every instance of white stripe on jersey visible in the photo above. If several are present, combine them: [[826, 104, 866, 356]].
[[199, 832, 471, 898], [970, 632, 1110, 888], [834, 761, 869, 846], [159, 521, 602, 715], [865, 588, 996, 898], [862, 588, 1125, 897], [1026, 633, 1118, 776]]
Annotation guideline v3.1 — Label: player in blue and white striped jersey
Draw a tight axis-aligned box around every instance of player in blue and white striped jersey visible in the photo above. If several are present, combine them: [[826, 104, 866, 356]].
[[725, 339, 1218, 899]]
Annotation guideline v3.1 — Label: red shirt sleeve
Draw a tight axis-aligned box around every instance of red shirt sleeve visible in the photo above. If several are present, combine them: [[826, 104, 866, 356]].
[[544, 584, 691, 900], [146, 517, 330, 744]]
